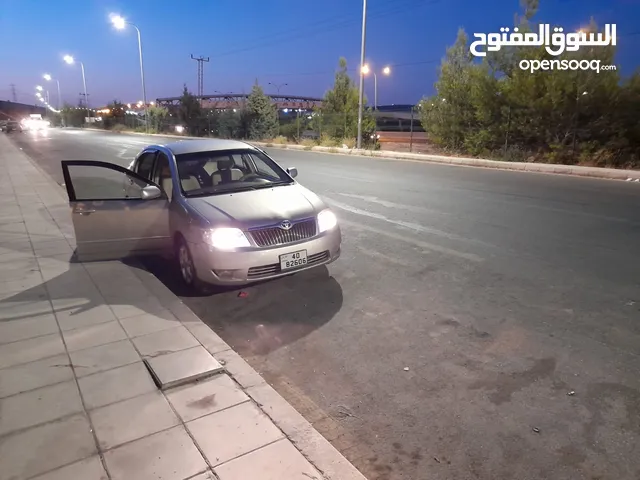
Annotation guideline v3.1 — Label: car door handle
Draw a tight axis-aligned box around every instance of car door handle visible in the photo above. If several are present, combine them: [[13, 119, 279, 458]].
[[75, 209, 96, 215]]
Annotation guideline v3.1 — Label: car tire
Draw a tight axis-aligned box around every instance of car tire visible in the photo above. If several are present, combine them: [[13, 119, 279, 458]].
[[175, 236, 208, 293]]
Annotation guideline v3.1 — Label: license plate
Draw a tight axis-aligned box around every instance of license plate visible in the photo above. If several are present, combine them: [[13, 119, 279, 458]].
[[280, 250, 308, 271]]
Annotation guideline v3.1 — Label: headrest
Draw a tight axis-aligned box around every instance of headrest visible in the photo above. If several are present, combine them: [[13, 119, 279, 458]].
[[217, 158, 233, 170]]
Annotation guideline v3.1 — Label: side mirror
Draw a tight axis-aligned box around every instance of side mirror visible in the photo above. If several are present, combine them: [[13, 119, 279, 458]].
[[141, 185, 162, 200], [286, 167, 298, 178]]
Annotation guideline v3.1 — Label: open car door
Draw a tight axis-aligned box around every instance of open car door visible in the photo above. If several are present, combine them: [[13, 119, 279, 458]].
[[61, 160, 171, 262]]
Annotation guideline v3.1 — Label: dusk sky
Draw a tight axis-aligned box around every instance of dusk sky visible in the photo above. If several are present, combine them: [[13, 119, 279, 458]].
[[1, 0, 638, 107]]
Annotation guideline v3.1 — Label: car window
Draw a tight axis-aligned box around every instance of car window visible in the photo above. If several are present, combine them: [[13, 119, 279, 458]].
[[136, 152, 156, 181], [175, 148, 292, 197], [64, 163, 152, 200]]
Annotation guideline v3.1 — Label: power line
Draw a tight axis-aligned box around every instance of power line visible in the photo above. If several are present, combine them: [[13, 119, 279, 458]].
[[213, 0, 441, 59]]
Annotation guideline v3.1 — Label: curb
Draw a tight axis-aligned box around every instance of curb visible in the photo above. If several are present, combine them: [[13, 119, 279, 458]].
[[74, 127, 640, 182]]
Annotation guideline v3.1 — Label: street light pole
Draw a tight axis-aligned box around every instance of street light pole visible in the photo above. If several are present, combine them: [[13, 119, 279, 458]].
[[132, 24, 148, 132], [111, 15, 149, 132], [80, 61, 90, 119], [374, 73, 377, 110], [268, 82, 288, 94], [356, 0, 367, 149]]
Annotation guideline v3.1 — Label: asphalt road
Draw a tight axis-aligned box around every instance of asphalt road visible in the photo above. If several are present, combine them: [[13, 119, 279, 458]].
[[8, 128, 640, 480]]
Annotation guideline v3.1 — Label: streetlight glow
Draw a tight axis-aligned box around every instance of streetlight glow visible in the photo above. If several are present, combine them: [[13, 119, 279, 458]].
[[63, 55, 74, 65], [383, 66, 391, 75], [110, 14, 126, 30], [361, 64, 370, 74], [36, 85, 43, 91], [43, 74, 51, 81]]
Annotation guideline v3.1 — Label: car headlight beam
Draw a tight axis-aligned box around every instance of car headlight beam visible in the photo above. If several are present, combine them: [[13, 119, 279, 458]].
[[317, 209, 337, 233], [204, 228, 250, 250]]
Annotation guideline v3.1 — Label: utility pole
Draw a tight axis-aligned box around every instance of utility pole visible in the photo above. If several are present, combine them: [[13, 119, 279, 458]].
[[356, 0, 367, 149], [190, 54, 210, 99], [78, 93, 90, 107], [9, 84, 16, 102]]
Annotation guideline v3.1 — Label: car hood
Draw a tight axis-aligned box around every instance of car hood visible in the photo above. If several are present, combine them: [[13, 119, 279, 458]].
[[186, 183, 326, 227]]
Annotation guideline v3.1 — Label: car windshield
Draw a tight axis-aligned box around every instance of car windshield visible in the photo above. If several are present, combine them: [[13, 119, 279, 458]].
[[175, 148, 293, 197]]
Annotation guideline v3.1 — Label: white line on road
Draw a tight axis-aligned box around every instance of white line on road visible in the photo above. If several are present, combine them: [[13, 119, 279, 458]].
[[338, 218, 484, 262], [324, 197, 491, 248], [338, 192, 452, 216]]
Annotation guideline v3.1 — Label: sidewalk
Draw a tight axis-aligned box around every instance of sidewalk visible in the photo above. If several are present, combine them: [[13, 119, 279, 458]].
[[0, 134, 367, 480]]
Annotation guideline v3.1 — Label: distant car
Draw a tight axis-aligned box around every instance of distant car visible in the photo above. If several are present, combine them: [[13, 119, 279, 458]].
[[61, 139, 342, 290], [2, 120, 23, 133]]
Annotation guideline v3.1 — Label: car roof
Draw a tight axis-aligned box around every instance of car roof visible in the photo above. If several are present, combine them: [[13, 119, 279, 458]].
[[158, 139, 257, 156]]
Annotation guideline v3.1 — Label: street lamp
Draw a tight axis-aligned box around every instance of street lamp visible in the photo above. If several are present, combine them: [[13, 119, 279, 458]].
[[356, 0, 368, 149], [111, 14, 148, 132], [43, 74, 62, 110], [268, 82, 288, 94], [63, 55, 90, 120], [362, 65, 391, 110]]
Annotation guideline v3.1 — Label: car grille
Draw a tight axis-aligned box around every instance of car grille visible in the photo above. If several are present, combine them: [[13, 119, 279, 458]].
[[247, 251, 329, 279], [248, 219, 317, 247]]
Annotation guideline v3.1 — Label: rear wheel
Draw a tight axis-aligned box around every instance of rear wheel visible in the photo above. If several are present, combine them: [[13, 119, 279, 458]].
[[175, 237, 208, 293]]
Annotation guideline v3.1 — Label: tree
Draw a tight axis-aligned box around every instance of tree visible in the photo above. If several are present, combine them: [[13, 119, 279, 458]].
[[60, 103, 86, 127], [316, 57, 376, 144], [102, 100, 125, 129], [147, 105, 169, 132], [246, 84, 278, 140], [177, 85, 202, 134], [419, 0, 639, 167]]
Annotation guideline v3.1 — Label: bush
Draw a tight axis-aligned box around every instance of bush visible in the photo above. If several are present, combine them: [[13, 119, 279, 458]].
[[301, 138, 316, 148], [319, 134, 340, 147], [111, 124, 127, 132], [272, 135, 288, 144], [341, 137, 356, 149]]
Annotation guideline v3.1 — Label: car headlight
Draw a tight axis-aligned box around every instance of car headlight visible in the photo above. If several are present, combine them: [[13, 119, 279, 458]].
[[317, 209, 337, 233], [204, 228, 250, 250]]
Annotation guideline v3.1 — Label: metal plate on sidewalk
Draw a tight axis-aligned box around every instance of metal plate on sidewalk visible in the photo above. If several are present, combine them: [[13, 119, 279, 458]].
[[144, 346, 224, 390]]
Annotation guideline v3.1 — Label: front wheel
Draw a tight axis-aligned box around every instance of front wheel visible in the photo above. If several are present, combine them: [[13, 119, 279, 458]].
[[175, 237, 208, 293]]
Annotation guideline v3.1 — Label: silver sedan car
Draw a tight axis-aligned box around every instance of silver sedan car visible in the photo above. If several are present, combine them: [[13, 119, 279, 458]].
[[61, 139, 341, 290]]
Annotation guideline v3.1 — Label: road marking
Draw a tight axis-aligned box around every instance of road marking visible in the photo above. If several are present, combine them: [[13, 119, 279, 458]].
[[324, 197, 491, 247], [338, 192, 451, 216], [339, 218, 483, 262], [356, 247, 416, 267]]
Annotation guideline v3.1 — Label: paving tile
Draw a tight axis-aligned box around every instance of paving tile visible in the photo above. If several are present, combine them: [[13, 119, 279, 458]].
[[104, 426, 207, 480], [166, 374, 249, 423], [186, 322, 232, 355], [214, 438, 321, 480], [32, 239, 74, 257], [0, 333, 65, 369], [0, 354, 73, 399], [69, 339, 140, 378], [146, 346, 224, 390], [30, 455, 109, 480], [0, 270, 44, 294], [62, 320, 127, 352], [54, 300, 116, 332], [119, 310, 180, 337], [0, 380, 83, 436], [91, 391, 179, 450], [108, 298, 173, 321], [0, 313, 59, 344], [0, 414, 96, 480], [187, 402, 283, 467], [0, 292, 52, 320], [78, 361, 157, 410], [132, 325, 199, 357]]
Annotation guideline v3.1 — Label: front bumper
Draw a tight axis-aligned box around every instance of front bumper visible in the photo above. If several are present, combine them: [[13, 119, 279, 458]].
[[190, 226, 342, 285]]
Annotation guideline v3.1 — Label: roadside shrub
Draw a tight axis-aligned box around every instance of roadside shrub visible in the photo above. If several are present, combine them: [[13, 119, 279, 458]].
[[342, 137, 356, 149], [272, 135, 288, 145], [301, 139, 316, 149], [111, 124, 127, 132], [319, 133, 340, 147]]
